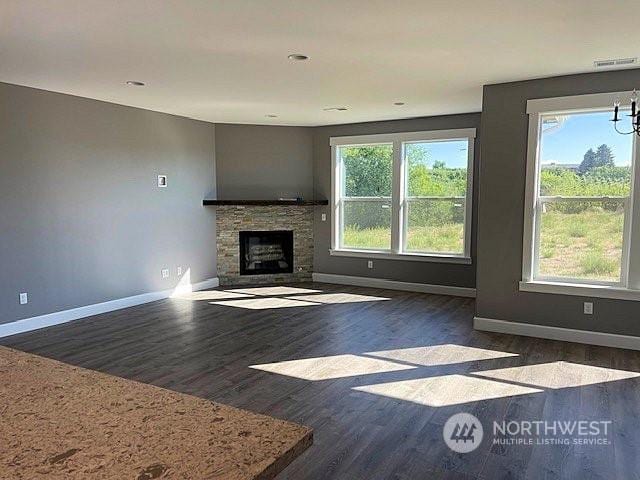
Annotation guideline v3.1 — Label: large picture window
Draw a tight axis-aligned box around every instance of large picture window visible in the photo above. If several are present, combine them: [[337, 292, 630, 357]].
[[330, 129, 475, 262], [522, 92, 640, 297]]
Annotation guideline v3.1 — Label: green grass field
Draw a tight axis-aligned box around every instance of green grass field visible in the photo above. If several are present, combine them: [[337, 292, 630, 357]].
[[343, 224, 463, 254], [539, 208, 623, 282], [344, 208, 624, 282]]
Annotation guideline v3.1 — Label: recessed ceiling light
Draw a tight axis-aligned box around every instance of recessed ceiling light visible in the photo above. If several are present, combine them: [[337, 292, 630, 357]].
[[265, 114, 278, 118], [394, 102, 405, 106], [288, 54, 309, 61], [594, 57, 637, 68], [126, 80, 145, 86], [323, 107, 348, 112]]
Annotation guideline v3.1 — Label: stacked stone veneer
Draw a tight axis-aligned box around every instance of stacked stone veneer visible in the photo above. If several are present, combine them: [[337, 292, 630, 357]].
[[216, 206, 314, 285]]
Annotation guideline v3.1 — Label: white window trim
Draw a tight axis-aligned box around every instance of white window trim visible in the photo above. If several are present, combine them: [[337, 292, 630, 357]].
[[330, 128, 475, 262], [521, 90, 640, 299], [328, 249, 472, 264], [519, 280, 640, 302]]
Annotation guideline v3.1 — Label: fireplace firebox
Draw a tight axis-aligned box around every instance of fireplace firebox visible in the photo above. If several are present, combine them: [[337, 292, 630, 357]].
[[239, 230, 294, 275]]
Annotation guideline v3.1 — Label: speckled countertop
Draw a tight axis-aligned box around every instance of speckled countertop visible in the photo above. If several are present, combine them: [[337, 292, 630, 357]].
[[0, 346, 312, 479]]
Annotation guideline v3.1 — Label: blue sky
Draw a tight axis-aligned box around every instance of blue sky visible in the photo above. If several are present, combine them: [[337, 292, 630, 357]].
[[540, 111, 633, 166], [408, 140, 468, 168]]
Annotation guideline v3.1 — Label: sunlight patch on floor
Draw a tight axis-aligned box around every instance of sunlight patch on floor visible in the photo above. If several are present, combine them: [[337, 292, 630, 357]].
[[474, 361, 640, 389], [210, 297, 319, 310], [365, 344, 518, 366], [227, 286, 322, 296], [286, 293, 390, 304], [207, 290, 389, 309], [353, 374, 543, 407], [250, 354, 416, 380], [173, 291, 252, 301]]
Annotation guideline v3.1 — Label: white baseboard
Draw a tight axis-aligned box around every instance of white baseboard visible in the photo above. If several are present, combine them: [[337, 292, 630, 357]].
[[474, 316, 640, 351], [312, 273, 476, 298], [0, 277, 219, 339]]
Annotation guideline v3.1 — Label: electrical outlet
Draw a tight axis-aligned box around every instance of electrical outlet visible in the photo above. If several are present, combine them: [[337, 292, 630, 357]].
[[367, 260, 374, 269], [19, 293, 28, 305], [161, 268, 170, 279], [321, 213, 327, 222], [584, 302, 593, 315], [177, 266, 183, 276]]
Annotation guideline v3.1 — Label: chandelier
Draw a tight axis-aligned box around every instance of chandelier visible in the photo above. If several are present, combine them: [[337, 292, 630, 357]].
[[612, 90, 640, 135]]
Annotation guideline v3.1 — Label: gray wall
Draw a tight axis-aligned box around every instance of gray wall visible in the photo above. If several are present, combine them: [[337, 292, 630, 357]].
[[477, 68, 640, 336], [0, 82, 217, 325], [313, 114, 481, 288], [215, 123, 313, 201]]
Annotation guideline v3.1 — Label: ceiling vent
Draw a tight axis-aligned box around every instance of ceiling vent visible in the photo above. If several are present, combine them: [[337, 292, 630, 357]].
[[594, 57, 637, 68]]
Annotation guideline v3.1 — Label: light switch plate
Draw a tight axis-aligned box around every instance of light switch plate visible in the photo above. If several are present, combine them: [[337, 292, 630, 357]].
[[158, 175, 167, 187], [19, 292, 28, 305], [584, 302, 593, 315]]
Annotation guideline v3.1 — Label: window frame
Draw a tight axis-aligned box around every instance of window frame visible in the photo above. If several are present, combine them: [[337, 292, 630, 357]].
[[335, 140, 394, 253], [521, 91, 640, 297], [330, 128, 476, 263]]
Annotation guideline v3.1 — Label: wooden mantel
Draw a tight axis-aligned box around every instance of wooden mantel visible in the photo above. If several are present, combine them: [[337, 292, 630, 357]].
[[203, 199, 328, 206]]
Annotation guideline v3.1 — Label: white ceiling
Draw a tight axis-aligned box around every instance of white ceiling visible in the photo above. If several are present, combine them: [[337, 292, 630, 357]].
[[1, 1, 638, 126]]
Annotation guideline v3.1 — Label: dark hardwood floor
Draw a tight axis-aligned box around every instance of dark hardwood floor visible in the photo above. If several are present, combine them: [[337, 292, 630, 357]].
[[3, 283, 640, 479]]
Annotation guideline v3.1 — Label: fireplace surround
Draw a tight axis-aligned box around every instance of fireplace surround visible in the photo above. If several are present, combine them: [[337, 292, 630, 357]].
[[215, 205, 313, 285]]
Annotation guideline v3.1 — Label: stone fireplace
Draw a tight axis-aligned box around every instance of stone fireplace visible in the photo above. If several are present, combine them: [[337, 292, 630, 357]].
[[215, 205, 314, 285]]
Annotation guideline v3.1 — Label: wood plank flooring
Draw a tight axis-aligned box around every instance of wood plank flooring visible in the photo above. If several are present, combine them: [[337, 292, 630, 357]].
[[3, 282, 640, 479]]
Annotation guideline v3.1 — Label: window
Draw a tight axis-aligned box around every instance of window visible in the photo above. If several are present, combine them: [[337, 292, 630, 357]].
[[404, 140, 469, 255], [522, 92, 640, 297], [330, 129, 475, 262], [340, 143, 393, 250]]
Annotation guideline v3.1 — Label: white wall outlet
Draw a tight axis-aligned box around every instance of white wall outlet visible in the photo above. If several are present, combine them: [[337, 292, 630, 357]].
[[177, 266, 183, 276], [367, 260, 374, 269], [19, 292, 28, 305], [158, 175, 167, 187], [584, 302, 593, 315], [321, 213, 327, 222], [161, 268, 170, 279]]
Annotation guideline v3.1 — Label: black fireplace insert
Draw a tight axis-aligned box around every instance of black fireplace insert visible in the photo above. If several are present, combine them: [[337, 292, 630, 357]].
[[239, 230, 294, 275]]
